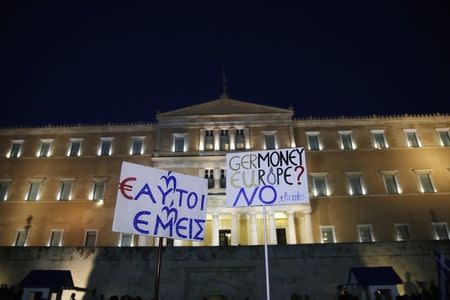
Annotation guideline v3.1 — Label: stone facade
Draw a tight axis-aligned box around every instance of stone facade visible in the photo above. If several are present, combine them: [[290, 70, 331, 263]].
[[0, 97, 449, 248]]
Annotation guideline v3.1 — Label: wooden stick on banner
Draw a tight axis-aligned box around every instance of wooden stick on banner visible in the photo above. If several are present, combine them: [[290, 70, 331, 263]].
[[263, 205, 271, 300], [153, 237, 164, 300]]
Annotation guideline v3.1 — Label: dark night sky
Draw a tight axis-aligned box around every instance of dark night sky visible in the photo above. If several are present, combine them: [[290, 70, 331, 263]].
[[1, 2, 449, 126]]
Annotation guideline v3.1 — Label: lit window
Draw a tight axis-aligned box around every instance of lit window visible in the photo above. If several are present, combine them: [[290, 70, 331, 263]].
[[49, 230, 64, 247], [84, 230, 98, 247], [204, 169, 214, 189], [432, 223, 449, 240], [235, 129, 245, 150], [436, 128, 450, 147], [220, 169, 226, 189], [347, 173, 364, 195], [14, 229, 29, 247], [119, 233, 134, 247], [371, 130, 388, 149], [403, 129, 420, 148], [416, 172, 435, 193], [394, 224, 411, 241], [263, 131, 277, 150], [320, 226, 335, 243], [38, 139, 53, 157], [99, 138, 113, 156], [92, 180, 106, 202], [58, 180, 74, 201], [26, 180, 43, 201], [312, 174, 328, 196], [8, 140, 24, 158], [382, 173, 400, 194], [339, 131, 354, 150], [220, 130, 230, 151], [0, 180, 11, 201], [68, 139, 82, 157], [204, 130, 214, 151], [358, 225, 374, 242], [131, 137, 144, 155], [306, 132, 320, 150], [173, 133, 187, 152]]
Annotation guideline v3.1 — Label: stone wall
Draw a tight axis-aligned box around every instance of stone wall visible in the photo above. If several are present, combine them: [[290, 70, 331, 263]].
[[0, 241, 449, 300]]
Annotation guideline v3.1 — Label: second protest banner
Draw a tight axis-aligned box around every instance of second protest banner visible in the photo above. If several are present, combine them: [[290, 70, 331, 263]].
[[226, 147, 309, 207]]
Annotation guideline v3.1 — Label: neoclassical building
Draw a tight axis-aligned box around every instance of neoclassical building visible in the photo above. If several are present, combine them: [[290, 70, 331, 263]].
[[1, 96, 449, 248]]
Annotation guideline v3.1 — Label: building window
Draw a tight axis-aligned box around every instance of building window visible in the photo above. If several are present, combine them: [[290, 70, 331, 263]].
[[204, 169, 214, 189], [220, 130, 230, 151], [220, 169, 226, 189], [371, 130, 388, 149], [92, 180, 106, 202], [8, 140, 24, 158], [49, 230, 63, 247], [131, 137, 144, 155], [204, 130, 214, 151], [394, 224, 411, 241], [416, 172, 435, 193], [0, 180, 11, 201], [84, 230, 98, 247], [26, 181, 43, 201], [312, 174, 328, 196], [382, 172, 400, 194], [404, 129, 420, 148], [173, 134, 187, 152], [99, 138, 113, 156], [358, 225, 374, 242], [14, 229, 29, 246], [436, 128, 450, 147], [119, 233, 134, 246], [263, 131, 277, 150], [320, 226, 335, 243], [235, 129, 245, 150], [219, 229, 231, 246], [38, 139, 53, 157], [339, 131, 354, 150], [68, 139, 82, 157], [432, 223, 449, 240], [347, 173, 364, 195], [306, 132, 321, 151], [58, 180, 74, 201], [276, 228, 287, 245]]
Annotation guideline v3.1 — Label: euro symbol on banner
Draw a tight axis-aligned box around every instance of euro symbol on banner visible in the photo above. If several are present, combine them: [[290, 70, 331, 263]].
[[119, 177, 136, 200]]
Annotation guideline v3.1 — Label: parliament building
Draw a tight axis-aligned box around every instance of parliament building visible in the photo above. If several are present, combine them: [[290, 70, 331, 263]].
[[1, 97, 449, 248]]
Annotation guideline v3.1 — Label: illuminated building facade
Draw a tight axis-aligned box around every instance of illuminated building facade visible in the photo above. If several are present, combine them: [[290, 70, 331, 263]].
[[0, 97, 449, 247]]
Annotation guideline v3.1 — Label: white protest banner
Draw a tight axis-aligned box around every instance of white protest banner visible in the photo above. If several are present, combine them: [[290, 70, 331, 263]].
[[112, 162, 208, 241], [226, 147, 309, 207]]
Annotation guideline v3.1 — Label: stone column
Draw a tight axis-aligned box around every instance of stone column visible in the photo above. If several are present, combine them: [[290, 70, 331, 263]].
[[289, 126, 296, 148], [213, 128, 220, 151], [301, 211, 314, 243], [229, 127, 236, 150], [268, 212, 277, 245], [213, 168, 221, 189], [244, 128, 251, 149], [286, 212, 297, 244], [231, 213, 239, 246], [250, 213, 258, 245], [137, 235, 147, 246], [199, 129, 205, 151], [212, 214, 219, 246], [173, 239, 182, 247]]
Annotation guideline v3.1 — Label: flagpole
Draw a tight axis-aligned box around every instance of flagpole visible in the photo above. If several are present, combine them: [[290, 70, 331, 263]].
[[263, 205, 271, 300], [153, 237, 164, 300]]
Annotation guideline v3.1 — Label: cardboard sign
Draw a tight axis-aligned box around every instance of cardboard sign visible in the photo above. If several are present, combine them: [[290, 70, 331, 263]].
[[112, 162, 208, 241], [226, 147, 309, 207]]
